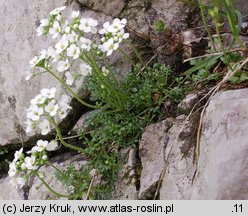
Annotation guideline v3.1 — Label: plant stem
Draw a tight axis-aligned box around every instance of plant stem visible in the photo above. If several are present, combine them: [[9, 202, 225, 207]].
[[50, 118, 85, 153], [199, 0, 217, 51], [33, 171, 75, 199], [44, 66, 97, 109]]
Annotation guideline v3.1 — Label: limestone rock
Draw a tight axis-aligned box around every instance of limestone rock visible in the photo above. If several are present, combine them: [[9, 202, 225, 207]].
[[79, 0, 125, 17], [160, 115, 196, 199], [0, 176, 25, 200], [177, 93, 199, 115], [191, 89, 248, 199], [138, 119, 172, 199], [112, 148, 138, 199]]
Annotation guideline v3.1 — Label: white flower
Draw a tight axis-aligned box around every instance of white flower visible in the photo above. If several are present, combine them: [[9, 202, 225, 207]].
[[36, 140, 49, 152], [71, 11, 80, 19], [109, 18, 126, 33], [59, 94, 71, 109], [80, 62, 92, 76], [41, 87, 56, 99], [67, 44, 80, 59], [40, 18, 49, 27], [21, 162, 27, 170], [14, 148, 23, 162], [99, 38, 119, 56], [31, 94, 46, 105], [117, 29, 129, 42], [64, 25, 71, 34], [25, 119, 35, 133], [65, 72, 74, 86], [45, 100, 59, 116], [8, 162, 17, 177], [46, 140, 59, 151], [50, 6, 66, 16], [24, 155, 36, 170], [26, 105, 44, 121], [99, 21, 110, 35], [26, 146, 38, 154], [80, 37, 92, 51], [37, 26, 45, 36], [79, 18, 98, 33], [58, 107, 69, 119], [42, 155, 48, 160], [47, 46, 58, 62], [57, 59, 70, 72], [102, 66, 109, 76], [67, 31, 78, 43], [11, 177, 26, 189], [49, 21, 61, 38], [39, 119, 51, 135], [25, 71, 33, 81], [29, 56, 40, 67]]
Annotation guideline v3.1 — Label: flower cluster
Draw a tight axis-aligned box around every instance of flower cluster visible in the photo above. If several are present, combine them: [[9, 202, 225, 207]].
[[98, 18, 129, 56], [27, 7, 129, 83], [25, 87, 72, 135], [8, 140, 59, 188]]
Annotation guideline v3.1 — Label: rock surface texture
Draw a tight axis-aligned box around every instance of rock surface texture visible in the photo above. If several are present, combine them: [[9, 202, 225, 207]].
[[191, 89, 248, 199]]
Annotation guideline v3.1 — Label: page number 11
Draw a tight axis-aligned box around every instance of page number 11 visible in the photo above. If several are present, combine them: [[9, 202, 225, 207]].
[[233, 204, 243, 213]]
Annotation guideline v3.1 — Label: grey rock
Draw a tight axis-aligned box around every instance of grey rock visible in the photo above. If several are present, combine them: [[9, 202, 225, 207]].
[[160, 115, 196, 199], [112, 148, 138, 199], [0, 176, 25, 200], [178, 93, 199, 115], [191, 89, 248, 199], [79, 0, 125, 17], [138, 119, 172, 199], [28, 154, 87, 200]]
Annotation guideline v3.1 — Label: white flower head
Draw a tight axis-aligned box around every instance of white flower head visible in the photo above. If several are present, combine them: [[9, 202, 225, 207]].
[[49, 6, 66, 16], [31, 94, 46, 105], [57, 59, 70, 72], [79, 18, 98, 33], [49, 21, 61, 38], [99, 21, 110, 35], [8, 162, 17, 177], [46, 140, 59, 151], [39, 119, 51, 135], [24, 155, 36, 170], [14, 148, 23, 162], [67, 31, 78, 43], [55, 38, 69, 54], [65, 72, 74, 86], [71, 11, 80, 19], [59, 94, 72, 109], [47, 46, 58, 62], [25, 119, 35, 134], [29, 56, 40, 67], [102, 66, 109, 76], [99, 38, 119, 56], [36, 140, 49, 152], [67, 44, 80, 59], [37, 26, 45, 36], [26, 105, 44, 121], [40, 18, 49, 27], [80, 37, 92, 51], [45, 100, 59, 116], [80, 62, 92, 76], [41, 87, 57, 99], [25, 71, 33, 81], [58, 106, 69, 119]]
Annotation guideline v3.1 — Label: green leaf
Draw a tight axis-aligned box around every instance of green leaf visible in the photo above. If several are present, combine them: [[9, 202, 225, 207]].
[[183, 55, 221, 76]]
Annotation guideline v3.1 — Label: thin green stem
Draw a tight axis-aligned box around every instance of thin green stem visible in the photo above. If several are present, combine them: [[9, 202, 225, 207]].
[[127, 41, 147, 69], [50, 118, 85, 153], [44, 66, 97, 109], [33, 171, 75, 199], [118, 48, 137, 68], [199, 0, 217, 51]]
